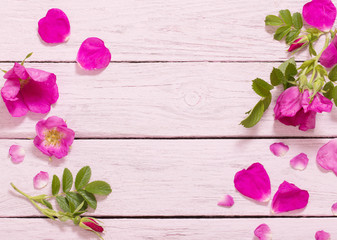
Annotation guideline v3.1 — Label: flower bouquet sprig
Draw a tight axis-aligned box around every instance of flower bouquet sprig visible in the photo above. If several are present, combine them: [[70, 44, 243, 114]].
[[11, 166, 111, 239], [241, 0, 337, 131]]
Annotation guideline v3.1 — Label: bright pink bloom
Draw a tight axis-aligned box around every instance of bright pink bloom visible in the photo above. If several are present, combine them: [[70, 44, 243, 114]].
[[288, 38, 305, 52], [272, 181, 309, 213], [270, 142, 289, 157], [33, 171, 49, 189], [315, 230, 331, 240], [38, 8, 70, 43], [34, 116, 75, 159], [77, 37, 111, 70], [234, 163, 271, 202], [274, 86, 332, 131], [9, 145, 25, 164], [290, 153, 309, 170], [320, 37, 337, 68], [331, 202, 337, 215], [217, 194, 234, 207], [303, 0, 336, 32], [316, 139, 337, 175], [1, 63, 58, 117], [254, 224, 272, 240], [79, 217, 104, 233]]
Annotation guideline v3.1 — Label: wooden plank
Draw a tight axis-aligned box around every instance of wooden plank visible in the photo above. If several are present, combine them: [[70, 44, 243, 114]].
[[2, 139, 337, 217], [0, 62, 336, 138], [0, 0, 312, 61], [1, 218, 336, 239]]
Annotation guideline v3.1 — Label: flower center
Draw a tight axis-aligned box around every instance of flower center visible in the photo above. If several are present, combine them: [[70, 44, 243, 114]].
[[44, 128, 63, 147], [19, 78, 29, 89]]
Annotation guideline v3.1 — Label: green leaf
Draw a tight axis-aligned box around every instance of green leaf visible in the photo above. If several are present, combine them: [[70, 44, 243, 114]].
[[278, 58, 296, 74], [316, 65, 328, 77], [309, 42, 317, 56], [332, 86, 337, 106], [270, 68, 284, 86], [52, 175, 61, 196], [56, 196, 71, 213], [65, 192, 88, 213], [279, 9, 292, 26], [274, 26, 291, 41], [62, 168, 73, 193], [85, 181, 112, 196], [78, 189, 97, 210], [240, 100, 265, 128], [329, 64, 337, 81], [286, 29, 300, 44], [262, 93, 272, 111], [323, 82, 334, 99], [285, 63, 297, 78], [42, 200, 53, 210], [252, 78, 273, 97], [265, 15, 284, 26], [292, 12, 303, 29], [75, 166, 91, 190]]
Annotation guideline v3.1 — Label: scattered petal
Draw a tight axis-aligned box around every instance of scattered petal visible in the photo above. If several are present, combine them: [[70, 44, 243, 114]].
[[316, 139, 337, 175], [234, 163, 271, 202], [331, 202, 337, 215], [272, 181, 309, 213], [290, 153, 309, 170], [76, 37, 111, 70], [38, 8, 70, 43], [315, 230, 331, 240], [217, 195, 234, 207], [254, 224, 272, 240], [33, 171, 49, 189], [270, 142, 289, 157], [9, 145, 25, 164]]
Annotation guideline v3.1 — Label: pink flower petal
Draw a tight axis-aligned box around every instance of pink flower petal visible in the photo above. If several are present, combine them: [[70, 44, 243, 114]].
[[290, 153, 309, 170], [316, 139, 337, 175], [234, 163, 271, 202], [320, 37, 337, 68], [270, 142, 289, 157], [38, 8, 70, 43], [272, 181, 309, 213], [217, 194, 234, 207], [76, 37, 111, 70], [315, 230, 331, 240], [254, 224, 272, 240], [303, 0, 336, 32], [274, 86, 302, 119], [331, 202, 337, 215], [288, 38, 305, 52], [9, 145, 25, 164], [33, 171, 49, 189]]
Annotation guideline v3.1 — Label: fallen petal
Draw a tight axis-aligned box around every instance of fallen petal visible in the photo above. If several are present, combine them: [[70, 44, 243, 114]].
[[316, 139, 337, 175], [9, 145, 25, 164], [254, 223, 272, 240], [33, 171, 49, 189], [315, 230, 331, 240], [234, 163, 271, 202], [290, 153, 309, 170], [331, 202, 337, 215], [303, 0, 336, 31], [217, 194, 234, 207], [270, 142, 289, 157], [272, 181, 309, 213]]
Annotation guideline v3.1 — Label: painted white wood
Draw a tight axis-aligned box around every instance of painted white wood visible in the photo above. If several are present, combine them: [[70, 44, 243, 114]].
[[0, 218, 336, 239], [2, 139, 337, 217], [0, 62, 336, 138], [0, 0, 315, 61]]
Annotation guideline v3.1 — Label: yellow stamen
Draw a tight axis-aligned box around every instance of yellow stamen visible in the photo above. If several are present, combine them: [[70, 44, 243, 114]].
[[44, 128, 63, 147]]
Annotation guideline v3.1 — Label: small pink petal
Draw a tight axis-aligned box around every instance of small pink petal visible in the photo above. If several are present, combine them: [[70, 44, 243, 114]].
[[33, 171, 49, 189], [217, 194, 234, 207], [234, 163, 271, 202], [316, 139, 337, 175], [9, 145, 25, 164], [272, 181, 309, 213], [290, 153, 309, 170], [331, 202, 337, 215], [254, 224, 272, 240], [76, 37, 111, 70], [38, 8, 70, 43], [315, 230, 331, 240], [270, 142, 289, 157]]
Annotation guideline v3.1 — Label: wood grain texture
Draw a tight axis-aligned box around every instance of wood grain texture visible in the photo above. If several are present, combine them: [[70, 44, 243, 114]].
[[1, 218, 336, 239], [2, 139, 337, 217], [0, 0, 314, 61], [1, 62, 336, 138]]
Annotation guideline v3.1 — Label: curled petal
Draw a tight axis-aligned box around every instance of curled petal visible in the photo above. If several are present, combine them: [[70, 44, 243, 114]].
[[320, 37, 337, 68], [254, 224, 272, 240], [217, 194, 234, 207], [290, 153, 309, 170], [316, 139, 337, 175], [270, 142, 289, 157], [33, 171, 49, 189], [234, 163, 271, 202], [278, 109, 316, 131], [302, 91, 333, 113], [77, 37, 111, 70], [2, 95, 29, 117], [272, 181, 309, 213], [1, 78, 20, 101], [274, 86, 302, 119], [315, 230, 331, 240], [9, 145, 25, 164], [303, 0, 336, 31]]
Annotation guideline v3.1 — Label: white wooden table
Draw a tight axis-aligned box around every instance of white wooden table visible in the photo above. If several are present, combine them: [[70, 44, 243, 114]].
[[1, 0, 337, 239]]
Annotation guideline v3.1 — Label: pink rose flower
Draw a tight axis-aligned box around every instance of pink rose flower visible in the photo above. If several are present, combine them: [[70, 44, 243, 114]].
[[79, 217, 104, 233], [274, 86, 332, 131], [288, 38, 305, 52], [34, 116, 75, 159], [320, 36, 337, 68], [315, 230, 331, 240], [316, 139, 337, 175], [1, 63, 58, 117]]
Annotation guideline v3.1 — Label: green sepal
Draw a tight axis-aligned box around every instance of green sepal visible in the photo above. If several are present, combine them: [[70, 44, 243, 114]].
[[279, 9, 292, 26], [265, 15, 283, 26], [328, 64, 337, 81], [42, 200, 53, 210], [30, 194, 48, 201], [309, 42, 317, 56], [62, 168, 73, 193], [323, 82, 334, 100], [52, 175, 61, 196], [240, 100, 265, 128], [316, 65, 328, 77], [292, 12, 303, 29]]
